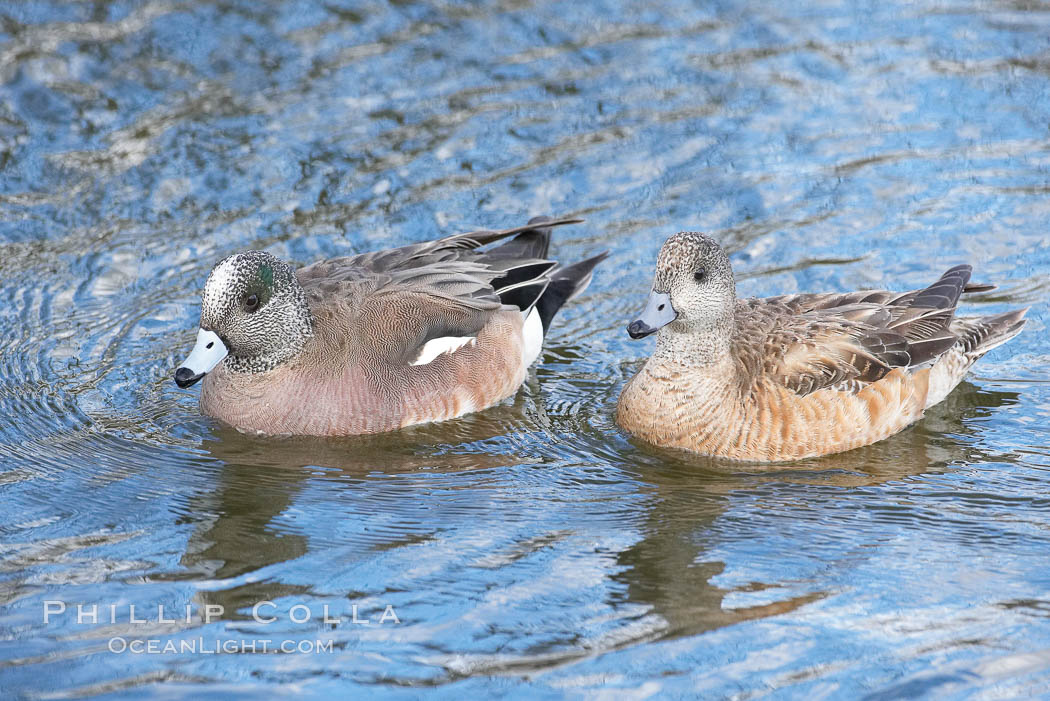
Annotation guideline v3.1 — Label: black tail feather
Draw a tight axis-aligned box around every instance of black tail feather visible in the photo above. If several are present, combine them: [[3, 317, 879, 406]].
[[495, 277, 550, 314], [485, 216, 561, 308], [469, 215, 607, 331], [491, 260, 557, 297], [535, 252, 610, 332]]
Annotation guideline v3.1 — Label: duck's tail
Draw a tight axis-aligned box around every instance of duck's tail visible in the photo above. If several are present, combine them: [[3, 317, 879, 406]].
[[535, 251, 609, 332], [483, 215, 608, 332], [922, 307, 1028, 409], [953, 307, 1029, 359]]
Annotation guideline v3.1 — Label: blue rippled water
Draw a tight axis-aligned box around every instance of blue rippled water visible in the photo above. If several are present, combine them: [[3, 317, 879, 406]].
[[1, 0, 1049, 698]]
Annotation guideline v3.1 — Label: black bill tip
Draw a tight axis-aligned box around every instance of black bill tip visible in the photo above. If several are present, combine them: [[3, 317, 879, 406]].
[[174, 366, 204, 388], [626, 319, 656, 339]]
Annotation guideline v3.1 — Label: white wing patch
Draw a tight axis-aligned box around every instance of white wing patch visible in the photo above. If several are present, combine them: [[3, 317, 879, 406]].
[[410, 336, 477, 366]]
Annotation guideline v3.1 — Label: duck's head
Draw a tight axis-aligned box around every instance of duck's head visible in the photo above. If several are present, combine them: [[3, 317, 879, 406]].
[[175, 251, 311, 388], [627, 232, 736, 340]]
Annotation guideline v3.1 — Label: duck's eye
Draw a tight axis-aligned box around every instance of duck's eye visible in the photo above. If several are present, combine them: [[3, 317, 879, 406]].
[[694, 269, 706, 283], [244, 293, 260, 313]]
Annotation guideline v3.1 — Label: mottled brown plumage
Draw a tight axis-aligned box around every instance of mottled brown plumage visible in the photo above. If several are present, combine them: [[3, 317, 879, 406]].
[[177, 217, 607, 436], [617, 232, 1027, 462]]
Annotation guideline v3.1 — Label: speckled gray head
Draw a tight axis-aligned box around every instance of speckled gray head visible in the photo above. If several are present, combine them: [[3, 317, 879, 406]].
[[626, 232, 736, 340], [174, 251, 312, 388]]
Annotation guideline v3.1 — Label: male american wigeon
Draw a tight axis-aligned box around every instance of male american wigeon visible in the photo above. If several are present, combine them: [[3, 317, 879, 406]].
[[617, 232, 1027, 462], [175, 217, 607, 436]]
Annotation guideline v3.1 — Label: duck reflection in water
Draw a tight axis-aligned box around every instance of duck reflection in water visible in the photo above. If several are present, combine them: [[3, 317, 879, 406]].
[[170, 378, 1017, 660], [169, 407, 532, 621], [612, 380, 1020, 642]]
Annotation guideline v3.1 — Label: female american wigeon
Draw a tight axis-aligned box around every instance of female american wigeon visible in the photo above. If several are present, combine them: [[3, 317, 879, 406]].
[[175, 217, 607, 436], [617, 232, 1028, 462]]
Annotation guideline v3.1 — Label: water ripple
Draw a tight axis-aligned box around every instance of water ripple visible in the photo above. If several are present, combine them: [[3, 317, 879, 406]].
[[1, 0, 1049, 698]]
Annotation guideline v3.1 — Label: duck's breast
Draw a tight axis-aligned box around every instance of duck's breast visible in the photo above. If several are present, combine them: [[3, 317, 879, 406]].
[[617, 361, 932, 461]]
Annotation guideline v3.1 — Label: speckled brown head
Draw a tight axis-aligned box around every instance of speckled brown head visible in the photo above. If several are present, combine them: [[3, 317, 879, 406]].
[[175, 251, 313, 387], [627, 232, 736, 359]]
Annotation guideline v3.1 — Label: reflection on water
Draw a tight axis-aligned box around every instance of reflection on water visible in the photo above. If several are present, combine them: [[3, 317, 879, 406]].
[[614, 381, 1022, 641], [1, 0, 1049, 698]]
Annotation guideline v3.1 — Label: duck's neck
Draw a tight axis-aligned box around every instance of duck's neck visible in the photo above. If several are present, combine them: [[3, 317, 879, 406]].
[[651, 315, 734, 369]]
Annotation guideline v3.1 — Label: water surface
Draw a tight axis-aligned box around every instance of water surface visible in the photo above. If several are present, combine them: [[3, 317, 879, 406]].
[[1, 0, 1049, 698]]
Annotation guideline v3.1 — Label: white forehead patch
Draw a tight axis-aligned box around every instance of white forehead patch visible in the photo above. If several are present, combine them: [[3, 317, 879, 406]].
[[202, 256, 241, 311], [208, 257, 239, 294]]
